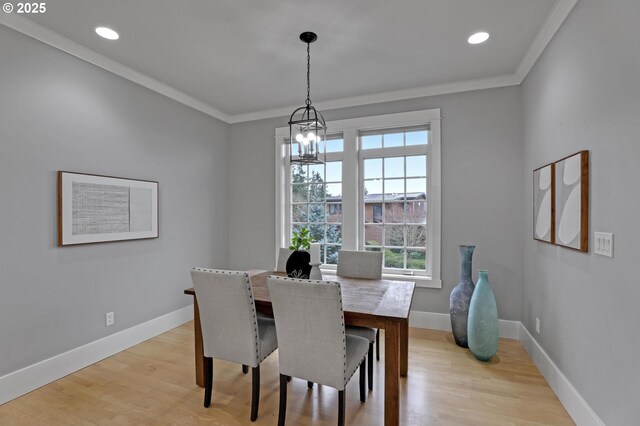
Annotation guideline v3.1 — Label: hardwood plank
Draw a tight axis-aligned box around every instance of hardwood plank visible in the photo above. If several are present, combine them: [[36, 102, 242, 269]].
[[0, 324, 574, 425]]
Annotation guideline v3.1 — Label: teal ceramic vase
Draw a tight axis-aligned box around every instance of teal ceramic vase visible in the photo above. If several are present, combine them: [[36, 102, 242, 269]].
[[468, 270, 499, 361], [449, 245, 475, 347]]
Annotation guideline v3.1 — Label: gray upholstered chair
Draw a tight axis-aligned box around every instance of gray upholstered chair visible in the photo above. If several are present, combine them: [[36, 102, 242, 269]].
[[337, 250, 383, 390], [276, 247, 293, 272], [268, 276, 369, 426], [191, 268, 278, 422]]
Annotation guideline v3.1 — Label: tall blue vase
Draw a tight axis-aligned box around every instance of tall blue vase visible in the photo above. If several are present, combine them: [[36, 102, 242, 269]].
[[468, 270, 499, 361], [449, 245, 475, 347]]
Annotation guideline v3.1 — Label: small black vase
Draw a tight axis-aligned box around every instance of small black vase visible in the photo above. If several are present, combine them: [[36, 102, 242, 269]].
[[286, 250, 312, 279]]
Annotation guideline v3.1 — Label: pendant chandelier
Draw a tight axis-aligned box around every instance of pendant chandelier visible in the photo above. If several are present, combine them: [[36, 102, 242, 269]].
[[289, 31, 326, 165]]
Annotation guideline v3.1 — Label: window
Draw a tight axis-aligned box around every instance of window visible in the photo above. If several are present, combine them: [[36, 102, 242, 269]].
[[361, 128, 428, 272], [289, 142, 343, 264], [276, 109, 441, 288]]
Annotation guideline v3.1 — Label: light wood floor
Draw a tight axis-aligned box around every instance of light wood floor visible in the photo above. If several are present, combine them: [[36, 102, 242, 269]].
[[0, 323, 573, 425]]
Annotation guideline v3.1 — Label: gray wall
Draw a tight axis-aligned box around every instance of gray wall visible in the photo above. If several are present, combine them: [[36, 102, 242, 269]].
[[521, 0, 640, 423], [0, 26, 229, 376], [228, 86, 524, 320]]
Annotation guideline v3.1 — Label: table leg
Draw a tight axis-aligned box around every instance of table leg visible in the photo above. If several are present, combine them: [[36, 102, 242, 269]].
[[384, 320, 400, 426], [400, 321, 409, 377], [194, 297, 205, 388]]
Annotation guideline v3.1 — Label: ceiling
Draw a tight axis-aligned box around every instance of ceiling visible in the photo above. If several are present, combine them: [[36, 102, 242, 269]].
[[6, 0, 574, 122]]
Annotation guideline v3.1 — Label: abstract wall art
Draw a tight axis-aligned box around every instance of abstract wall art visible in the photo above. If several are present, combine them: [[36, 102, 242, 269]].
[[554, 151, 589, 251], [58, 172, 158, 246], [533, 163, 555, 244]]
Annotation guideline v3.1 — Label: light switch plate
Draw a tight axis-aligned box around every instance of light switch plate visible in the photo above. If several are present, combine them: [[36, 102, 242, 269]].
[[594, 232, 613, 257]]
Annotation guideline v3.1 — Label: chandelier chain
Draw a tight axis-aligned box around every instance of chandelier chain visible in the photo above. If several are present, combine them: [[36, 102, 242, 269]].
[[306, 42, 311, 106]]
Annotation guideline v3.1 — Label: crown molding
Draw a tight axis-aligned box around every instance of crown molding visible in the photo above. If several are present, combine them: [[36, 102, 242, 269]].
[[0, 14, 232, 123], [1, 0, 578, 124], [228, 74, 519, 123], [515, 0, 579, 83]]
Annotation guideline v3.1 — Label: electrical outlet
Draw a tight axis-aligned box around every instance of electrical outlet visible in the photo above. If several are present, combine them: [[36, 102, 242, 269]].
[[105, 311, 115, 327], [535, 318, 541, 334]]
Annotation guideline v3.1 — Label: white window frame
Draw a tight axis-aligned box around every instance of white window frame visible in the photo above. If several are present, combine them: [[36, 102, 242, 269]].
[[275, 109, 441, 288]]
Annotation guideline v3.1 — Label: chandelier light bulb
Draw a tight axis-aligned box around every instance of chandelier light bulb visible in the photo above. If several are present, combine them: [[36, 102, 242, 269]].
[[295, 133, 303, 142], [307, 132, 315, 140], [302, 137, 309, 145]]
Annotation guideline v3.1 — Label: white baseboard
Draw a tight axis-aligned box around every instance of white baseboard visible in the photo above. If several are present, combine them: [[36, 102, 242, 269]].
[[0, 305, 193, 405], [519, 324, 605, 426], [0, 306, 604, 426], [409, 311, 604, 426], [409, 311, 521, 339]]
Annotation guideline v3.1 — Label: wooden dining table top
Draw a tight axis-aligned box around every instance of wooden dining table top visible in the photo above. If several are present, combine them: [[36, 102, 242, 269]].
[[184, 270, 416, 322]]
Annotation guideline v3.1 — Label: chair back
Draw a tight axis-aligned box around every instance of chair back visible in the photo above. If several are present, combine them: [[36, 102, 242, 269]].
[[267, 276, 347, 390], [336, 250, 383, 280], [191, 268, 260, 367], [276, 247, 293, 272]]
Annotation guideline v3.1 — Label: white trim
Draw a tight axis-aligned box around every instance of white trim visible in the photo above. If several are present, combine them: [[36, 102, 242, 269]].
[[232, 74, 516, 123], [275, 110, 441, 282], [0, 14, 231, 123], [407, 313, 605, 426], [0, 305, 193, 405], [1, 1, 578, 124], [409, 311, 520, 339], [519, 324, 605, 426], [515, 0, 579, 82]]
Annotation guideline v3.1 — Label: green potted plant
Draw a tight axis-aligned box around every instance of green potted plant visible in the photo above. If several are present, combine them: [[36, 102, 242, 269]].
[[286, 227, 314, 278]]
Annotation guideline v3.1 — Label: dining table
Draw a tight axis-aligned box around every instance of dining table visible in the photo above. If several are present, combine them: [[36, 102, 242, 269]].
[[184, 270, 415, 426]]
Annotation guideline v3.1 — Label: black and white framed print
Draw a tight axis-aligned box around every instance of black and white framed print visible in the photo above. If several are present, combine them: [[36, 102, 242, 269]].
[[554, 151, 589, 252], [533, 163, 555, 244], [58, 171, 158, 246]]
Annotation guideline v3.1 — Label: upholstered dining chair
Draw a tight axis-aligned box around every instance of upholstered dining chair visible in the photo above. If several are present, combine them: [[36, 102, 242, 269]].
[[277, 247, 293, 272], [190, 268, 278, 422], [268, 276, 369, 426], [337, 250, 383, 390]]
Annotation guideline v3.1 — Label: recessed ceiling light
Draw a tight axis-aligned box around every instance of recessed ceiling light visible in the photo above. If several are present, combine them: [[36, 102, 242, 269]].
[[95, 27, 119, 40], [468, 32, 490, 45]]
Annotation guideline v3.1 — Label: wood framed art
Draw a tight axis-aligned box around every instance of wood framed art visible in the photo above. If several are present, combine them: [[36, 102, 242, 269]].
[[58, 171, 158, 246], [554, 151, 589, 252], [533, 163, 555, 244]]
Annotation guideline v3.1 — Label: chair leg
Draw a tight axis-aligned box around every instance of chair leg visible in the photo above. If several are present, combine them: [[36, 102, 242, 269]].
[[376, 329, 380, 361], [250, 366, 260, 422], [204, 357, 213, 408], [338, 390, 345, 426], [278, 374, 288, 426], [359, 358, 366, 403], [242, 364, 248, 374], [368, 343, 374, 391], [308, 381, 314, 389]]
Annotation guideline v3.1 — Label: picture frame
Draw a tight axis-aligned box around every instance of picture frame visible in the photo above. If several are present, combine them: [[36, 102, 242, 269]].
[[533, 162, 555, 244], [554, 151, 589, 252], [58, 171, 159, 246]]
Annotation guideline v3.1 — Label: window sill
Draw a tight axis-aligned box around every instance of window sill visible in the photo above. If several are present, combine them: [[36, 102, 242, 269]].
[[320, 268, 442, 289], [382, 273, 442, 289]]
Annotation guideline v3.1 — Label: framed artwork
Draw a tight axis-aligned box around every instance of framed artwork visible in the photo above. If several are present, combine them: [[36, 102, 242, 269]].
[[554, 151, 589, 251], [533, 163, 555, 244], [58, 171, 158, 246]]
